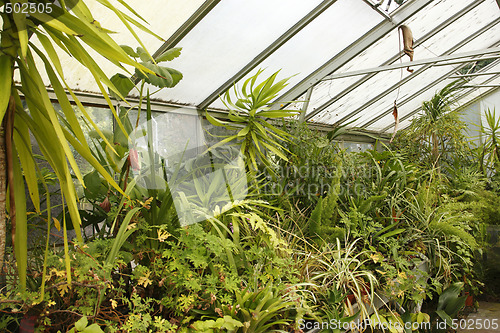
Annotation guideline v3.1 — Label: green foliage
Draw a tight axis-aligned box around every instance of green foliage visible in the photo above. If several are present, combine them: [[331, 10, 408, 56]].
[[311, 238, 378, 321], [478, 108, 500, 176], [273, 120, 342, 209], [191, 316, 243, 332], [222, 284, 295, 333], [0, 0, 176, 292], [110, 46, 183, 98], [206, 70, 299, 175], [69, 316, 104, 333], [394, 80, 470, 170], [434, 283, 467, 328], [307, 164, 344, 243]]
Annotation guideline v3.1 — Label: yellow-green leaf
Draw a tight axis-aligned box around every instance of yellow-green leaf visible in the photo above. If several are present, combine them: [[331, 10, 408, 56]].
[[12, 0, 28, 59], [13, 114, 40, 213], [52, 217, 61, 232], [0, 55, 13, 123], [12, 145, 28, 291]]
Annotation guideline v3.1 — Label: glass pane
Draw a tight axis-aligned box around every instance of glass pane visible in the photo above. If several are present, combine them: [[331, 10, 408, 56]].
[[209, 0, 383, 109], [152, 0, 325, 106], [306, 0, 479, 120], [308, 0, 500, 132], [30, 1, 207, 94], [127, 108, 204, 163]]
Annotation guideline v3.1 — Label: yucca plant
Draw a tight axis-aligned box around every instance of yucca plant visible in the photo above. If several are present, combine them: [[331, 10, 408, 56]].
[[478, 108, 500, 176], [205, 70, 300, 178], [0, 0, 164, 292], [396, 80, 467, 169]]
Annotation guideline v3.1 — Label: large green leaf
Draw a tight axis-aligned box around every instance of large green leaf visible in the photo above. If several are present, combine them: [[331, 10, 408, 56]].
[[110, 73, 135, 99], [12, 145, 28, 291], [135, 62, 183, 88], [13, 112, 40, 213], [156, 47, 182, 62], [0, 55, 13, 123]]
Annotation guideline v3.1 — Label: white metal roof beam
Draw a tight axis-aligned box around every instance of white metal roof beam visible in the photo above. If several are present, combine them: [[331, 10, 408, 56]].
[[449, 71, 500, 78], [270, 0, 434, 110], [381, 62, 500, 132], [321, 48, 500, 81], [303, 0, 487, 122], [196, 0, 339, 110], [340, 17, 500, 127]]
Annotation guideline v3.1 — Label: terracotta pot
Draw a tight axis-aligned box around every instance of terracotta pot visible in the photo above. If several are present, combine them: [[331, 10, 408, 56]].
[[465, 292, 474, 307]]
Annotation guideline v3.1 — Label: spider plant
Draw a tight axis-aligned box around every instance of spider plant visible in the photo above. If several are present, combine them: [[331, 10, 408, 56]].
[[310, 237, 379, 321]]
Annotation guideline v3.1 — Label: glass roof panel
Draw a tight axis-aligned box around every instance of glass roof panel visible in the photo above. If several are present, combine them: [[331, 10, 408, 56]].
[[306, 0, 478, 118], [308, 0, 500, 131], [209, 0, 383, 109], [366, 23, 500, 131], [28, 0, 207, 92], [151, 0, 325, 105]]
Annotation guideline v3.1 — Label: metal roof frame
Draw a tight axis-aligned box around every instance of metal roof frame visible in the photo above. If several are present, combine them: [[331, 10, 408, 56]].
[[109, 0, 500, 139], [270, 0, 434, 110], [381, 59, 500, 132], [365, 57, 499, 131], [303, 0, 488, 122], [355, 19, 500, 128]]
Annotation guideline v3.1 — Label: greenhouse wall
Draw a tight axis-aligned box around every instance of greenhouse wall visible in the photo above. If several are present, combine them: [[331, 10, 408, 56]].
[[462, 88, 500, 143]]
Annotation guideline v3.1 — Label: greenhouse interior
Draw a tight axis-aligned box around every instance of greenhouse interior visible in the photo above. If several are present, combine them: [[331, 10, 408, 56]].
[[1, 0, 500, 331]]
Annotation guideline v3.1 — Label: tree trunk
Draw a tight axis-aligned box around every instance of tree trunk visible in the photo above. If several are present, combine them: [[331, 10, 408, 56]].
[[0, 120, 6, 272], [432, 132, 439, 166]]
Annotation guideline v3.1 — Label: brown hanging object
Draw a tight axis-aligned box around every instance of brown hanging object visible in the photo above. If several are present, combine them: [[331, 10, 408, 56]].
[[399, 25, 414, 73], [390, 101, 399, 143]]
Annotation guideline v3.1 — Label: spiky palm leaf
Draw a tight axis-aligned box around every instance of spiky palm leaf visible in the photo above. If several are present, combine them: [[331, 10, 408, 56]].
[[0, 0, 160, 291]]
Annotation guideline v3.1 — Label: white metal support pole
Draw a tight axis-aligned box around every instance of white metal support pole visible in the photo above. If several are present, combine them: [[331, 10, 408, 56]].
[[299, 87, 314, 123], [321, 48, 500, 81]]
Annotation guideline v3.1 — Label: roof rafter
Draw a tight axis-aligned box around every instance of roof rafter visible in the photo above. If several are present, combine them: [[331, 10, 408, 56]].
[[270, 0, 434, 110], [321, 47, 500, 81], [303, 0, 487, 122]]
